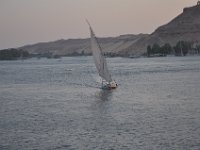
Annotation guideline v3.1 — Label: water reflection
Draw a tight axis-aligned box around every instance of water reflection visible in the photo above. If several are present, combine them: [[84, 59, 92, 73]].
[[95, 89, 113, 101], [89, 90, 115, 130], [89, 89, 114, 114]]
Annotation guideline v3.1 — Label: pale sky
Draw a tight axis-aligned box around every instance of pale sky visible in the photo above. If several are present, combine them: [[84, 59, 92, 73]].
[[0, 0, 197, 49]]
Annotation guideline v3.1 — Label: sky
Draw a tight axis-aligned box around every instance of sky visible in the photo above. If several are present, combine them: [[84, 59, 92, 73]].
[[0, 0, 197, 49]]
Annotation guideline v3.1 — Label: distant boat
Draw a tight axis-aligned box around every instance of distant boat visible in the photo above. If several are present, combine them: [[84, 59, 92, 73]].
[[86, 20, 117, 90]]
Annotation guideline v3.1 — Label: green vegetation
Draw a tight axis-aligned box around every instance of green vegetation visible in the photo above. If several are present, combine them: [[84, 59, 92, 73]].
[[0, 48, 29, 60], [147, 41, 196, 57], [174, 41, 192, 56], [195, 44, 200, 54], [147, 43, 173, 57]]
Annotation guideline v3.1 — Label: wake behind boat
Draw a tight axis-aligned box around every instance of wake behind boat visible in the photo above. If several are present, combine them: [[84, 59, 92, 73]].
[[86, 20, 118, 90]]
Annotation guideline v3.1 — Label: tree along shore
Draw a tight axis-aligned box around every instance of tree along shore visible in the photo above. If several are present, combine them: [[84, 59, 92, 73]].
[[147, 41, 200, 57], [0, 48, 29, 60]]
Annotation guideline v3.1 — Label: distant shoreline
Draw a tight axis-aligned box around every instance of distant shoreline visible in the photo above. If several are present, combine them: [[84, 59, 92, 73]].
[[1, 52, 199, 61]]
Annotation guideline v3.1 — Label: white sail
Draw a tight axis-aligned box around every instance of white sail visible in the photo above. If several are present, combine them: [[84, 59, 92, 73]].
[[88, 25, 112, 82]]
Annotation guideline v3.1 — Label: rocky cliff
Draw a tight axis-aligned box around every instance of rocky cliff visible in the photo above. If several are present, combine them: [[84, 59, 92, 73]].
[[20, 4, 200, 57], [122, 4, 200, 55], [20, 34, 148, 57]]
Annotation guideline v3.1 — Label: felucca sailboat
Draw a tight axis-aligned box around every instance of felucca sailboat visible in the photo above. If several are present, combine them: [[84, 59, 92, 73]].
[[87, 20, 117, 89]]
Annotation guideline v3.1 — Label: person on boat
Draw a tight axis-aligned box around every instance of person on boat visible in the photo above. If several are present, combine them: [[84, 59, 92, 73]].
[[108, 80, 118, 89]]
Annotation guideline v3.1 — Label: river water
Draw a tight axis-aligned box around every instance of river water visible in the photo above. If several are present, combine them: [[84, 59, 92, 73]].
[[0, 56, 200, 150]]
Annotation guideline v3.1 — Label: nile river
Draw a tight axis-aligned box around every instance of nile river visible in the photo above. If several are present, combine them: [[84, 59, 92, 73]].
[[0, 56, 200, 150]]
